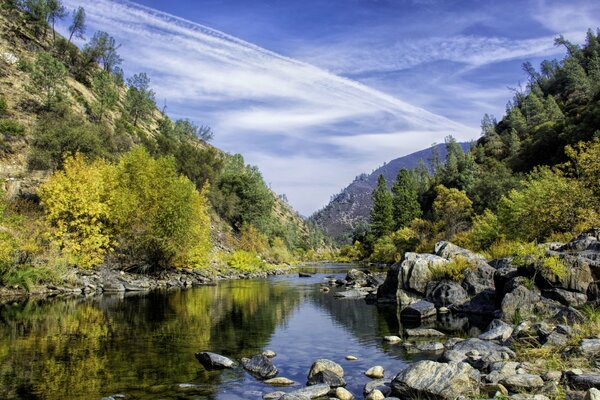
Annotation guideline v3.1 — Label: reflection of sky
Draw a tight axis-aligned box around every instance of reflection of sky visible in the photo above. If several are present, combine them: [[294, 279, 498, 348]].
[[58, 0, 600, 215]]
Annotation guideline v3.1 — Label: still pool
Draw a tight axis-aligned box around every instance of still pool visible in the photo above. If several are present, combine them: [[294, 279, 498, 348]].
[[0, 264, 490, 399]]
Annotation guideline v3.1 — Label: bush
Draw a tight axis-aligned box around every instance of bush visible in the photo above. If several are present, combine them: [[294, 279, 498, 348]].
[[269, 237, 292, 264], [497, 167, 595, 242], [484, 239, 567, 278], [337, 241, 366, 262], [465, 209, 502, 250], [370, 234, 399, 264], [0, 119, 25, 136], [38, 154, 115, 269], [225, 250, 266, 272], [430, 256, 476, 281]]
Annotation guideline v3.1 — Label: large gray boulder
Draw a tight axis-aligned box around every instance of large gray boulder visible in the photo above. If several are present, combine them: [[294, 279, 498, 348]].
[[391, 360, 480, 399], [345, 269, 368, 287], [479, 319, 514, 342], [426, 280, 469, 307], [463, 263, 497, 295], [307, 359, 344, 380], [501, 279, 542, 321], [434, 241, 489, 267], [195, 352, 236, 370], [241, 354, 278, 379], [441, 338, 515, 370], [400, 253, 449, 295], [499, 374, 544, 392], [542, 288, 587, 307], [538, 252, 594, 294], [307, 370, 345, 388]]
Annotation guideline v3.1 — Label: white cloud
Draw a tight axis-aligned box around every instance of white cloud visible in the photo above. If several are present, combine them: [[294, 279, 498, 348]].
[[58, 0, 477, 215]]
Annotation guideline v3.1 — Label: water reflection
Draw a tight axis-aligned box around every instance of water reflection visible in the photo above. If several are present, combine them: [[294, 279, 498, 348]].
[[0, 265, 491, 400]]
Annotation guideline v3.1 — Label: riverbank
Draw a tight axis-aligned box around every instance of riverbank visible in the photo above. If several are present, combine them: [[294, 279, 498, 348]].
[[0, 263, 297, 304]]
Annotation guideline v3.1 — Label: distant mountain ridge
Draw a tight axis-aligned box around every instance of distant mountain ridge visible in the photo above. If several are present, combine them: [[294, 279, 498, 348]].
[[311, 142, 471, 243]]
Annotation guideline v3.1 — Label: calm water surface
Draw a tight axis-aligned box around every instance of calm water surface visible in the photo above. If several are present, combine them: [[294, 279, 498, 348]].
[[0, 264, 489, 399]]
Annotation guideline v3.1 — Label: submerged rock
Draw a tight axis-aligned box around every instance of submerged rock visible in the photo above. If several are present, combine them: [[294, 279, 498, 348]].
[[391, 360, 480, 399], [405, 328, 446, 337], [280, 384, 331, 400], [195, 352, 236, 369]]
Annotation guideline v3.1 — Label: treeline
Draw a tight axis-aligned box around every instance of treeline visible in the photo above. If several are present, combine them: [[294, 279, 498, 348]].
[[341, 29, 600, 264], [0, 1, 328, 289]]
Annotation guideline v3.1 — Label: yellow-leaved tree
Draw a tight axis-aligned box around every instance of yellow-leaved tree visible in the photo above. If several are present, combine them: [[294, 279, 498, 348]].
[[38, 154, 116, 269], [110, 147, 211, 270]]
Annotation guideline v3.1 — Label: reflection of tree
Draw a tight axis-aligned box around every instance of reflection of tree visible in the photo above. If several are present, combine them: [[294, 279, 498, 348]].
[[0, 279, 302, 399]]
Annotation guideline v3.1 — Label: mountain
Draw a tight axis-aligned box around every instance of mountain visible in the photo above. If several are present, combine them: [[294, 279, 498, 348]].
[[311, 142, 471, 243]]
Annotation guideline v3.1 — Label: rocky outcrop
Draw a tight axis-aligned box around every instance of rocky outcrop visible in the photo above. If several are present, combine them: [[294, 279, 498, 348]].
[[426, 280, 469, 307], [390, 360, 480, 399]]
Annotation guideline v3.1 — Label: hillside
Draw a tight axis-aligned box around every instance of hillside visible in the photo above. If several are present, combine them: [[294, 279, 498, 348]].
[[311, 142, 470, 243], [0, 1, 326, 286]]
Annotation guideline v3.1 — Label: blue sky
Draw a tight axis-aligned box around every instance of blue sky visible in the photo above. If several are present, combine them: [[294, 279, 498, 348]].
[[58, 0, 600, 215]]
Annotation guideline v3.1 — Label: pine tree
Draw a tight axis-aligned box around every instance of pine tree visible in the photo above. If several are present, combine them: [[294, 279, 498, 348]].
[[46, 0, 66, 45], [506, 106, 527, 136], [587, 51, 600, 94], [562, 57, 592, 105], [391, 168, 421, 230], [68, 6, 86, 44], [370, 174, 393, 238], [125, 73, 155, 126], [545, 95, 564, 121], [523, 92, 547, 127]]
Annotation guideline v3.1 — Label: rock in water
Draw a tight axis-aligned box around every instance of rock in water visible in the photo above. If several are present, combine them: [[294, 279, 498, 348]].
[[241, 354, 278, 379], [195, 352, 236, 369], [365, 366, 385, 379], [335, 387, 354, 400], [307, 359, 344, 379], [264, 377, 295, 386], [280, 384, 331, 400], [391, 360, 480, 399], [307, 370, 346, 387], [400, 300, 436, 321]]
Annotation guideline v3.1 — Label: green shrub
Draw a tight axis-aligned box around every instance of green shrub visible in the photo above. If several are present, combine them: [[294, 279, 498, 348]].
[[466, 209, 502, 250], [3, 265, 54, 292], [430, 256, 476, 281], [0, 119, 25, 137], [225, 250, 266, 272], [484, 239, 567, 278], [0, 95, 7, 114], [369, 235, 399, 264]]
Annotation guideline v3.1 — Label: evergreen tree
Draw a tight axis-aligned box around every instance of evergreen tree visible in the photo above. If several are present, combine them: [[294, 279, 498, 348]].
[[92, 70, 118, 121], [523, 92, 547, 127], [68, 6, 86, 44], [391, 168, 421, 230], [587, 51, 600, 94], [46, 0, 66, 45], [561, 57, 592, 105], [545, 95, 564, 121], [124, 73, 155, 126], [370, 174, 393, 238], [86, 31, 122, 73], [27, 51, 67, 109], [505, 106, 527, 137]]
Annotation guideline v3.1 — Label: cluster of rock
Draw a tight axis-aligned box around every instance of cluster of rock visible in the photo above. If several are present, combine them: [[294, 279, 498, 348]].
[[376, 229, 600, 323], [0, 265, 294, 301], [319, 269, 386, 299]]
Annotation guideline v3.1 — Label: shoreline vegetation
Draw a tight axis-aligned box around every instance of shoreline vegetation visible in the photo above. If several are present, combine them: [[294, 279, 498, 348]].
[[0, 0, 336, 295]]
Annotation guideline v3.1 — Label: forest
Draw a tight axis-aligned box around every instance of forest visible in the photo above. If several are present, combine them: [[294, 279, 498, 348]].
[[341, 29, 600, 268]]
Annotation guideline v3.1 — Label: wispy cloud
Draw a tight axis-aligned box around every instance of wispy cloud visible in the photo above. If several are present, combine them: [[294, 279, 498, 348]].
[[58, 0, 476, 215]]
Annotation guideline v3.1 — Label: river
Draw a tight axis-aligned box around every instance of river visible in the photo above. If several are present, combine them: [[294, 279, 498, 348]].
[[0, 264, 490, 399]]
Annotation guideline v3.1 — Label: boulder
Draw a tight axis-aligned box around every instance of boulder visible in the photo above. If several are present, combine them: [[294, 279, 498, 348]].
[[334, 288, 369, 299], [566, 372, 600, 390], [539, 253, 594, 294], [366, 390, 385, 400], [390, 360, 480, 399], [405, 328, 446, 337], [376, 263, 403, 303], [559, 230, 600, 253], [499, 374, 544, 392], [306, 370, 345, 388], [486, 362, 519, 384], [434, 241, 489, 267], [585, 388, 600, 400], [401, 253, 449, 294], [400, 300, 436, 321], [463, 264, 497, 295], [542, 288, 588, 307], [363, 379, 392, 397], [479, 319, 514, 342], [195, 352, 236, 369], [383, 336, 402, 343], [264, 391, 286, 400], [335, 387, 354, 400], [367, 273, 386, 288], [455, 289, 497, 315], [307, 359, 344, 380], [580, 339, 600, 357], [543, 331, 568, 347], [426, 281, 469, 307], [553, 306, 585, 324], [365, 366, 385, 379], [397, 289, 422, 306], [241, 354, 278, 379], [280, 384, 331, 400], [345, 269, 368, 287], [441, 338, 515, 370], [264, 377, 295, 386], [501, 280, 542, 321]]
